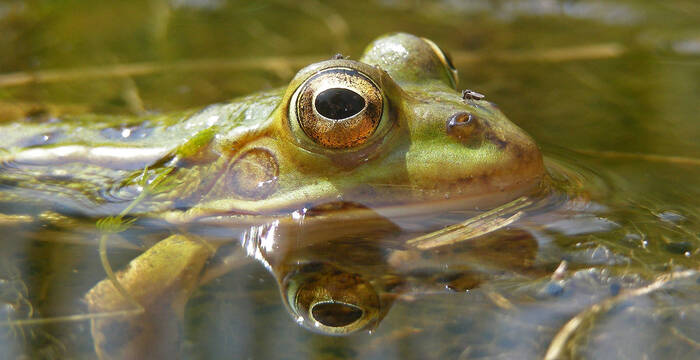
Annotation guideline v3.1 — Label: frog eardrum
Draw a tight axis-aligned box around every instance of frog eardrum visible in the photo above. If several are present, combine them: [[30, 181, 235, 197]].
[[293, 67, 383, 149]]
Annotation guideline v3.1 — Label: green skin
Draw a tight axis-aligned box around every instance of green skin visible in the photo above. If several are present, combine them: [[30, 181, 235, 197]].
[[0, 33, 544, 358]]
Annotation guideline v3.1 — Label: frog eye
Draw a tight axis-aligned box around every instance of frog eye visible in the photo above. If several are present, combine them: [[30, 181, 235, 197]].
[[421, 37, 459, 89], [283, 262, 381, 334], [294, 68, 383, 149]]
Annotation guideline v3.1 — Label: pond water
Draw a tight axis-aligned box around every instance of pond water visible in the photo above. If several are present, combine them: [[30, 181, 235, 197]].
[[0, 0, 699, 359]]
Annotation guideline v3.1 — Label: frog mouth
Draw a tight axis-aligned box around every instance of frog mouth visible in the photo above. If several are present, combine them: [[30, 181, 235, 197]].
[[175, 175, 544, 228]]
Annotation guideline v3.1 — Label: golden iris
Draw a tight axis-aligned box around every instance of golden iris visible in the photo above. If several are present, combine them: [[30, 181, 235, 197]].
[[295, 68, 383, 149]]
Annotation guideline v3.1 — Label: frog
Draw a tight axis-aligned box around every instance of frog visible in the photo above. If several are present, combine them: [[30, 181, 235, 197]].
[[0, 33, 545, 358]]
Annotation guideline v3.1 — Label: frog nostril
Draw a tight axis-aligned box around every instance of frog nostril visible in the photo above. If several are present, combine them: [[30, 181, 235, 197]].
[[446, 112, 473, 132], [446, 112, 484, 145]]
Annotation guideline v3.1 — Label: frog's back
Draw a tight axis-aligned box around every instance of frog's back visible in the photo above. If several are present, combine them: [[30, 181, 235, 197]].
[[0, 90, 282, 156], [0, 89, 283, 215]]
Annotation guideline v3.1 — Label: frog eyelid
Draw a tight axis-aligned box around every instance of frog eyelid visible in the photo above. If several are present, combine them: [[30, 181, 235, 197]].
[[421, 37, 459, 89]]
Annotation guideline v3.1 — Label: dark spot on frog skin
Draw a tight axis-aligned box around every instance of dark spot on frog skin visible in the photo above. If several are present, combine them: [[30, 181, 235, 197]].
[[480, 120, 509, 149], [509, 143, 526, 160], [508, 142, 540, 166], [485, 133, 508, 149], [227, 148, 279, 200]]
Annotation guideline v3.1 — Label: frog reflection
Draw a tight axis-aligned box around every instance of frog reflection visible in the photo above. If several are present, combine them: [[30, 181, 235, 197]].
[[260, 203, 403, 335], [258, 202, 539, 335], [276, 233, 538, 335]]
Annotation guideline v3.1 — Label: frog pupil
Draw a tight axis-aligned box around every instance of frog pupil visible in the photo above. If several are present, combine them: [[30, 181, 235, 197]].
[[311, 302, 363, 327], [315, 88, 365, 120]]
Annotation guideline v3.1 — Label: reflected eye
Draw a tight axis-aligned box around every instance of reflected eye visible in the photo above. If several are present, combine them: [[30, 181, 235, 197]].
[[421, 37, 459, 89], [282, 262, 383, 335], [294, 68, 383, 149]]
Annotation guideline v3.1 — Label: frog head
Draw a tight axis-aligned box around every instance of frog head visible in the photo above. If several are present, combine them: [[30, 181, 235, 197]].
[[266, 32, 544, 212], [192, 33, 544, 216]]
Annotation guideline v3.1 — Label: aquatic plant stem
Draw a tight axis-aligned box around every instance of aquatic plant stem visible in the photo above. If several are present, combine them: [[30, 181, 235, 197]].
[[97, 233, 144, 312], [95, 166, 172, 312]]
